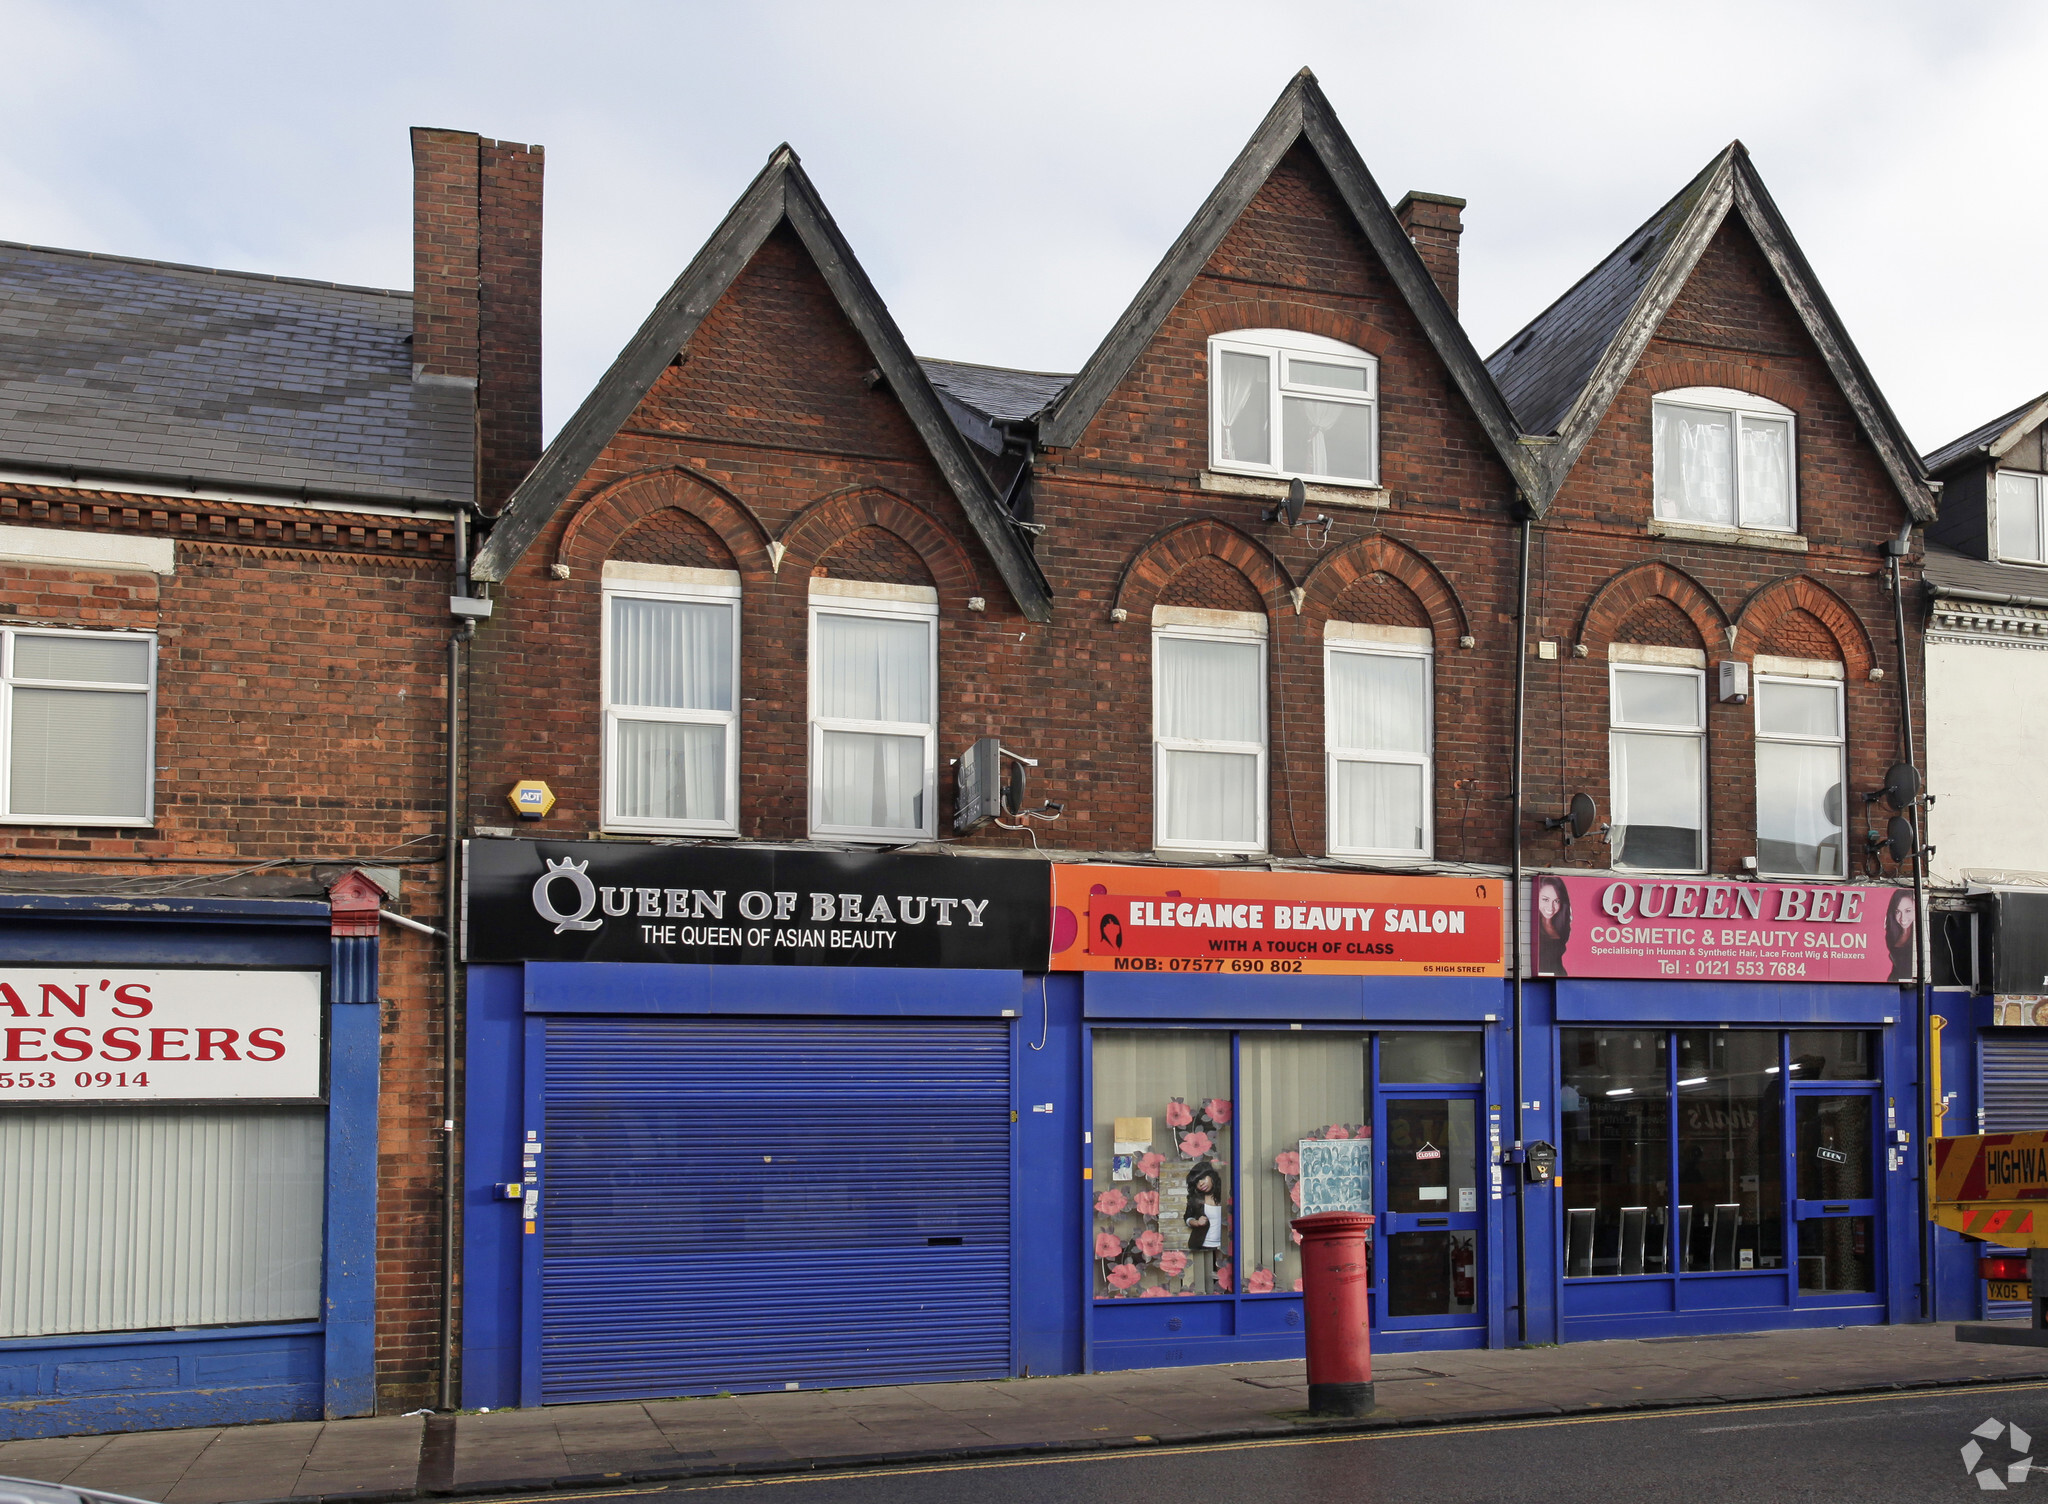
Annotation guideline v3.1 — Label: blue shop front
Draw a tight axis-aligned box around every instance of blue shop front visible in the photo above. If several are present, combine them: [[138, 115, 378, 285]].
[[458, 844, 1518, 1406], [0, 875, 385, 1440], [1514, 873, 1934, 1345]]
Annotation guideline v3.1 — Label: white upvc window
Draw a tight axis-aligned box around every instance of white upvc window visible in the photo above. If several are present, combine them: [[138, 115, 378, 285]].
[[1652, 386, 1797, 532], [1, 626, 155, 826], [1209, 329, 1378, 487], [1754, 664, 1846, 878], [1154, 607, 1267, 853], [808, 581, 938, 841], [1325, 624, 1432, 858], [1609, 661, 1706, 873], [601, 563, 741, 836], [1995, 471, 2048, 566]]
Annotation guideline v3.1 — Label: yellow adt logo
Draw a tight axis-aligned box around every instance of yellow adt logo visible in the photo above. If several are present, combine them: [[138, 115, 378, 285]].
[[507, 779, 556, 820]]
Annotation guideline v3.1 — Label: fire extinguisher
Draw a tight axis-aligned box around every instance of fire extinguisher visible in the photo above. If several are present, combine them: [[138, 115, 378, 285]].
[[1452, 1234, 1475, 1306]]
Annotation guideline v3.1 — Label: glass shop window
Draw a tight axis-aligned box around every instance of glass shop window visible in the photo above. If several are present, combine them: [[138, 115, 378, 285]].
[[1241, 1033, 1368, 1296], [1674, 1031, 1784, 1272], [1380, 1032, 1483, 1085], [1560, 1030, 1671, 1277], [1788, 1030, 1877, 1081], [1091, 1030, 1234, 1298]]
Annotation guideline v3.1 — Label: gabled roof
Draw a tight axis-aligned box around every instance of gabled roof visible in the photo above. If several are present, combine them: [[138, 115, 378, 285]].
[[469, 150, 1053, 620], [1924, 391, 2048, 476], [0, 240, 472, 506], [1486, 144, 1937, 521], [1032, 71, 1542, 502]]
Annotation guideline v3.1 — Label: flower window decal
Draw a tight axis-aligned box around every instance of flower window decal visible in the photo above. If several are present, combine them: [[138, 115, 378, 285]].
[[1094, 1097, 1233, 1298]]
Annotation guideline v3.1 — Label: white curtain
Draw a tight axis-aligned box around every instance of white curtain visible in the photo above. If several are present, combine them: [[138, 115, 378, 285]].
[[1613, 730, 1703, 867], [819, 729, 924, 831], [0, 1108, 325, 1339], [1327, 651, 1426, 753], [1218, 351, 1270, 465], [2000, 473, 2044, 563], [1757, 740, 1843, 876], [816, 613, 930, 724], [615, 720, 725, 821], [1739, 417, 1793, 529], [1282, 397, 1374, 482], [1157, 636, 1261, 743], [1331, 759, 1424, 852], [1161, 749, 1259, 845], [610, 597, 733, 711], [1654, 404, 1734, 525], [1613, 668, 1700, 730], [1240, 1033, 1367, 1294]]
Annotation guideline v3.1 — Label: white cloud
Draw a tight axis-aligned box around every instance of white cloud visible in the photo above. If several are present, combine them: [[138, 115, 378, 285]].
[[2, 0, 2042, 451]]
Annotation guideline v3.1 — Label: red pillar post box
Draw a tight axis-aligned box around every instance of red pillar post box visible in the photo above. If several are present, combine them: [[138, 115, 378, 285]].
[[1291, 1210, 1375, 1416]]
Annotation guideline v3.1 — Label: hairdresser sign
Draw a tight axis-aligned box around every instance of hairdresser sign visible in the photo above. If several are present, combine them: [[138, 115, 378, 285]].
[[1530, 875, 1916, 983]]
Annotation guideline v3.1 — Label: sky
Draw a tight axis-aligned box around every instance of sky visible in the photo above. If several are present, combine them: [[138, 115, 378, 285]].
[[4, 1, 2041, 452]]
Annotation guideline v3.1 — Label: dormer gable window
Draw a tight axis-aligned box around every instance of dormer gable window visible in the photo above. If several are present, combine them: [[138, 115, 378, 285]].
[[1209, 330, 1378, 487], [1652, 387, 1796, 533], [1995, 471, 2048, 566]]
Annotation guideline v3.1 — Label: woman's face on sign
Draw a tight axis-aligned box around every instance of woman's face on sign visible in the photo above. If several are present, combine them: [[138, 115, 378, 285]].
[[1537, 885, 1560, 921]]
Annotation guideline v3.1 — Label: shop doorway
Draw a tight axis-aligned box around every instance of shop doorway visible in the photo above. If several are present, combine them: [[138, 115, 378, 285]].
[[1378, 1095, 1482, 1326]]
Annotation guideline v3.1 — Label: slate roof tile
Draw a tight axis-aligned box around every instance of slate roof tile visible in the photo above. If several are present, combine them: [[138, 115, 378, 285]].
[[0, 240, 472, 504]]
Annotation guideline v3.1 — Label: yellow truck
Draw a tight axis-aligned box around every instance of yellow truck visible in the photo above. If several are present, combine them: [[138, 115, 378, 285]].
[[1931, 1130, 2048, 1345]]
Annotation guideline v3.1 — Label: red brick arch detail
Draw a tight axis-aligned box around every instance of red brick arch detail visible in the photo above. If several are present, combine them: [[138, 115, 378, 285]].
[[1735, 574, 1875, 679], [1633, 358, 1805, 414], [1112, 518, 1294, 620], [556, 466, 774, 579], [1190, 300, 1395, 358], [778, 487, 979, 601], [1299, 534, 1468, 647], [1579, 563, 1729, 654]]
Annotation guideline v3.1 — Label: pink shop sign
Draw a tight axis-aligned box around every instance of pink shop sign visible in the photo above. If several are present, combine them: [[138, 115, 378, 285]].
[[1529, 875, 1917, 983]]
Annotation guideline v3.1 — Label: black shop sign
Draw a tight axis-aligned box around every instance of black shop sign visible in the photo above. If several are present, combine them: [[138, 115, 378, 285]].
[[465, 838, 1051, 969]]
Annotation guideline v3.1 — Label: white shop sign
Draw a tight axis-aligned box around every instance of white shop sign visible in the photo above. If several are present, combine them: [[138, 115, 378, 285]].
[[0, 969, 322, 1101]]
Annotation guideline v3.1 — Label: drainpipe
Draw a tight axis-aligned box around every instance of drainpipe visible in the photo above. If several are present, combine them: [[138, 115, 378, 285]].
[[1510, 506, 1532, 1345], [440, 511, 472, 1410], [1886, 525, 1932, 1321]]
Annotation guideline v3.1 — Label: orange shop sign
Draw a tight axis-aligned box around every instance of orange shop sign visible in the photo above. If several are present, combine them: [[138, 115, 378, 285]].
[[1049, 865, 1504, 977]]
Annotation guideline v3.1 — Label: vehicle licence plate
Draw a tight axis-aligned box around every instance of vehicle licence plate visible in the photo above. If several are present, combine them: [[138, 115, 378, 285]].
[[1988, 1280, 2033, 1302]]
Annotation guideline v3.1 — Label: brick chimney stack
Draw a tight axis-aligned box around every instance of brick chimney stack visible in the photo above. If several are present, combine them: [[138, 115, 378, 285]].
[[411, 128, 544, 513], [1394, 191, 1465, 316]]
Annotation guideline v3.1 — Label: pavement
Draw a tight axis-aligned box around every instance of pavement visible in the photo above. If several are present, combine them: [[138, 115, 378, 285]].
[[4, 1323, 2047, 1504]]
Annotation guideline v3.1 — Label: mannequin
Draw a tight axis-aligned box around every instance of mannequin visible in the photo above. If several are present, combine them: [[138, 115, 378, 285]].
[[1183, 1158, 1225, 1289]]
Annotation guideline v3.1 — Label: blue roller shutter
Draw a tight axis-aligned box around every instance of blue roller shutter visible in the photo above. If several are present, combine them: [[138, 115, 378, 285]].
[[539, 1016, 1012, 1403]]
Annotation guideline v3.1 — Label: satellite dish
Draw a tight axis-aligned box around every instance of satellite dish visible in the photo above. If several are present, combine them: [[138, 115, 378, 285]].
[[1822, 783, 1845, 827], [1881, 762, 1920, 810], [1284, 477, 1307, 527], [1003, 756, 1029, 818], [1567, 792, 1597, 839], [1544, 792, 1599, 840], [1885, 815, 1916, 864]]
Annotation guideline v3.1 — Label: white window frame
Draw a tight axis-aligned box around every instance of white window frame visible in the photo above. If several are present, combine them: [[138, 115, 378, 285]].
[[1993, 470, 2048, 567], [807, 587, 938, 842], [600, 566, 742, 837], [1651, 386, 1798, 533], [0, 625, 156, 827], [1153, 613, 1268, 854], [1208, 328, 1379, 488], [1608, 661, 1707, 875], [1753, 667, 1847, 880], [1324, 630, 1433, 859]]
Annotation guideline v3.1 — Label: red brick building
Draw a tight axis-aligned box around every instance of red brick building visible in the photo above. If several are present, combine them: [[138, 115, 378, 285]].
[[457, 71, 1941, 1390], [0, 126, 538, 1433]]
